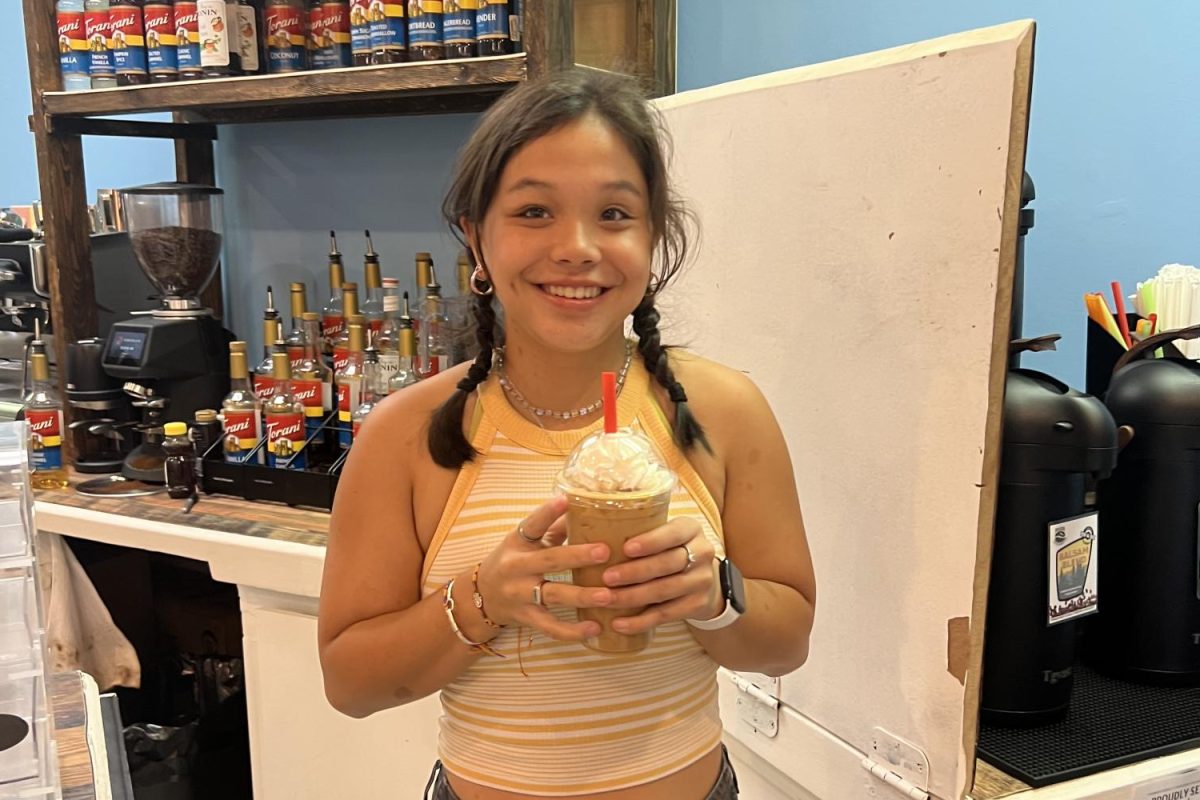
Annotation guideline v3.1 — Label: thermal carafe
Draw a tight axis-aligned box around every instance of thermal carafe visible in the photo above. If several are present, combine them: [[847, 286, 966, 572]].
[[1090, 327, 1200, 684], [981, 337, 1117, 725]]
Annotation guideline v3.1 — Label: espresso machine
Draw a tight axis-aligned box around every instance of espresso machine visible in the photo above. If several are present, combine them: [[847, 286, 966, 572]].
[[101, 184, 232, 483]]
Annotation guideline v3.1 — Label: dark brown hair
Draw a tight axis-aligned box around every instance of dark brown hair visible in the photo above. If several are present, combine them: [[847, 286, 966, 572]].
[[429, 69, 709, 468]]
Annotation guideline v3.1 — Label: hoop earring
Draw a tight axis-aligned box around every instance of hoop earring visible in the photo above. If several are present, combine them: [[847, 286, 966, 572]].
[[470, 264, 494, 296]]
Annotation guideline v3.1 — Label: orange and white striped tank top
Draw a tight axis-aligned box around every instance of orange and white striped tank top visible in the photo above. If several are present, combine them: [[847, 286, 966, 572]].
[[420, 355, 726, 796]]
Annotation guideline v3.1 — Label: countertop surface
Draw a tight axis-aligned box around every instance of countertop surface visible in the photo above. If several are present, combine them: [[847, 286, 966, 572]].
[[36, 472, 331, 548]]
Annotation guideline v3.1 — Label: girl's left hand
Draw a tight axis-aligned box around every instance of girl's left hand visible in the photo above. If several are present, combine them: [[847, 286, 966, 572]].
[[601, 517, 723, 634]]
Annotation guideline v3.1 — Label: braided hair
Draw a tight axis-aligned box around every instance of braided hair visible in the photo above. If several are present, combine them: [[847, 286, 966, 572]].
[[428, 69, 707, 468], [631, 295, 710, 454], [427, 291, 498, 467]]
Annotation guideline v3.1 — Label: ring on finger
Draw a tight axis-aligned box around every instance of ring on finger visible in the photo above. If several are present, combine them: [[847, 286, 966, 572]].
[[532, 579, 548, 607], [517, 522, 541, 543], [680, 543, 697, 572]]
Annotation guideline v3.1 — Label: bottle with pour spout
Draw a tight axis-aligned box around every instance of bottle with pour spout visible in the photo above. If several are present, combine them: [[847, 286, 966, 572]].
[[285, 281, 309, 369], [335, 315, 366, 449], [361, 230, 386, 340], [293, 311, 333, 446], [264, 346, 306, 469], [387, 292, 422, 394], [332, 281, 360, 375], [351, 344, 385, 439], [321, 231, 346, 358], [222, 341, 262, 464], [25, 347, 69, 490], [375, 279, 401, 384], [419, 264, 450, 378], [253, 285, 283, 401]]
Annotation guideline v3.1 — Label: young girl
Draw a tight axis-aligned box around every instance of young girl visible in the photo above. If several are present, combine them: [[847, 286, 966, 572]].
[[318, 70, 816, 800]]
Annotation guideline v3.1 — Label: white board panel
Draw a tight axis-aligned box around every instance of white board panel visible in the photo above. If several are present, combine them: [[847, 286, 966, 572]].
[[657, 20, 1034, 800]]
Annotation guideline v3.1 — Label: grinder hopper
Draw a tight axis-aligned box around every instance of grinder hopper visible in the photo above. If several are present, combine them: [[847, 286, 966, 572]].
[[119, 183, 224, 313]]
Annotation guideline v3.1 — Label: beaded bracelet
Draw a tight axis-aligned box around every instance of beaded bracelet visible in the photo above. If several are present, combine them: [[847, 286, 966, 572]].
[[471, 562, 503, 629], [443, 579, 504, 658]]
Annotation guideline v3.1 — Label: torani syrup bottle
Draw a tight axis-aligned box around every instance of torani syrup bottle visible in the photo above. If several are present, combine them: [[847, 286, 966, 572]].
[[361, 230, 385, 340], [334, 315, 366, 449], [253, 285, 283, 401], [406, 0, 443, 60], [474, 0, 508, 56], [418, 264, 450, 378], [25, 351, 69, 490], [221, 341, 263, 464], [109, 0, 149, 85], [321, 231, 346, 356], [57, 0, 93, 92], [175, 0, 203, 79], [142, 0, 179, 82], [294, 312, 333, 446], [264, 348, 307, 469], [348, 0, 371, 64], [332, 282, 360, 374], [442, 0, 476, 59], [368, 0, 405, 62], [285, 281, 309, 369], [85, 0, 118, 88]]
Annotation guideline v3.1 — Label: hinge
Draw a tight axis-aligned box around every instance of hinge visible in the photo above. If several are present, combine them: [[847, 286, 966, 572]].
[[863, 728, 930, 799], [860, 758, 930, 800], [727, 672, 779, 738]]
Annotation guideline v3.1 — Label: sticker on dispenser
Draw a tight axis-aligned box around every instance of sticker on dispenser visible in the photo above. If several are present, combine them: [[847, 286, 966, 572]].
[[1047, 512, 1099, 626]]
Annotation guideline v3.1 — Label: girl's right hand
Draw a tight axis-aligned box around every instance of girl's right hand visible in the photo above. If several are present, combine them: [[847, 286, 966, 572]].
[[475, 496, 615, 641]]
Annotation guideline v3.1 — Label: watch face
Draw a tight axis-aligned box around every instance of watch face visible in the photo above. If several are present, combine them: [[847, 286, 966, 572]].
[[721, 559, 747, 615]]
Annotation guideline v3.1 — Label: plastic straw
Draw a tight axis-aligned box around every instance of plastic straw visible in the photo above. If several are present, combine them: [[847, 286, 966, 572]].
[[1111, 281, 1133, 349], [602, 372, 618, 434]]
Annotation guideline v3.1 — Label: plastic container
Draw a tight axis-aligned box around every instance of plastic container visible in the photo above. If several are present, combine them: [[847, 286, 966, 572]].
[[0, 421, 59, 797], [163, 421, 196, 499]]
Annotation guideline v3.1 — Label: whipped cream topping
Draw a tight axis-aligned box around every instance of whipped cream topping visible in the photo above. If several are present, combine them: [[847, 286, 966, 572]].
[[558, 430, 675, 494]]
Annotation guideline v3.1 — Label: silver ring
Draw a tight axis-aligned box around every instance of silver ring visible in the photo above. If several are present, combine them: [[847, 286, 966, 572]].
[[517, 522, 541, 543], [532, 579, 548, 606], [681, 544, 697, 572]]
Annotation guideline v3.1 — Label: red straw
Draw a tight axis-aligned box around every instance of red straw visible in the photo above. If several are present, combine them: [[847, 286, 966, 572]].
[[1149, 313, 1158, 335], [601, 372, 618, 434], [1111, 281, 1133, 349]]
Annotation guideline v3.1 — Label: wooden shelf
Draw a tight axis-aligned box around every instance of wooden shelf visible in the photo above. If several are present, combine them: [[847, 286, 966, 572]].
[[40, 54, 527, 125]]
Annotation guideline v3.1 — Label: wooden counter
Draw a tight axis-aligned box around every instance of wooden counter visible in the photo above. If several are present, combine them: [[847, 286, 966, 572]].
[[37, 473, 330, 549]]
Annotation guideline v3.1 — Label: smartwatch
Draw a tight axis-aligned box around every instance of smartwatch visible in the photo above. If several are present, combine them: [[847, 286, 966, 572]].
[[687, 558, 746, 631]]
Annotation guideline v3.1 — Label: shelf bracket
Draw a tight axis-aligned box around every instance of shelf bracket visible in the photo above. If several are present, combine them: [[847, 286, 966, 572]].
[[46, 117, 218, 141]]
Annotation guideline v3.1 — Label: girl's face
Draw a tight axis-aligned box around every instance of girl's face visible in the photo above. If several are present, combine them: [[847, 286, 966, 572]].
[[468, 114, 654, 355]]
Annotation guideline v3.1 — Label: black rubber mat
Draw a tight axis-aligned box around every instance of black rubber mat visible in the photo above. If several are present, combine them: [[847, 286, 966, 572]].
[[977, 664, 1200, 787]]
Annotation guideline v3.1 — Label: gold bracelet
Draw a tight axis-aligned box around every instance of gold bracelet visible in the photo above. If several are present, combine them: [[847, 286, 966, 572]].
[[443, 580, 504, 658], [472, 562, 503, 629]]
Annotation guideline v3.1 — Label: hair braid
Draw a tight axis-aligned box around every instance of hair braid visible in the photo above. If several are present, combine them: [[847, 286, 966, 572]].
[[428, 293, 497, 467], [632, 296, 711, 454]]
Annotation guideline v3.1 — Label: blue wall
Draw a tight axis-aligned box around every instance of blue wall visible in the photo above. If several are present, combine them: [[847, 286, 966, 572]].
[[216, 115, 477, 357], [2, 8, 175, 205], [678, 2, 1200, 386], [9, 2, 1198, 386]]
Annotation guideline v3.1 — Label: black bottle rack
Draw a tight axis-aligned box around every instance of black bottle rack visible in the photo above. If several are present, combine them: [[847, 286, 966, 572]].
[[199, 411, 348, 510]]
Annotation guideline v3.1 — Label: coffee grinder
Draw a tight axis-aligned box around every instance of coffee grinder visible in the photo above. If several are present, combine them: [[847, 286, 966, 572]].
[[101, 183, 232, 483]]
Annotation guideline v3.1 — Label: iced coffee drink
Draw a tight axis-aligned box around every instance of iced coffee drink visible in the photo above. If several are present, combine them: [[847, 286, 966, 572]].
[[557, 427, 675, 654]]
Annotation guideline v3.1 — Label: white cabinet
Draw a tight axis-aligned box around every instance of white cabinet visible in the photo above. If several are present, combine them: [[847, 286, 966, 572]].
[[238, 593, 440, 799]]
